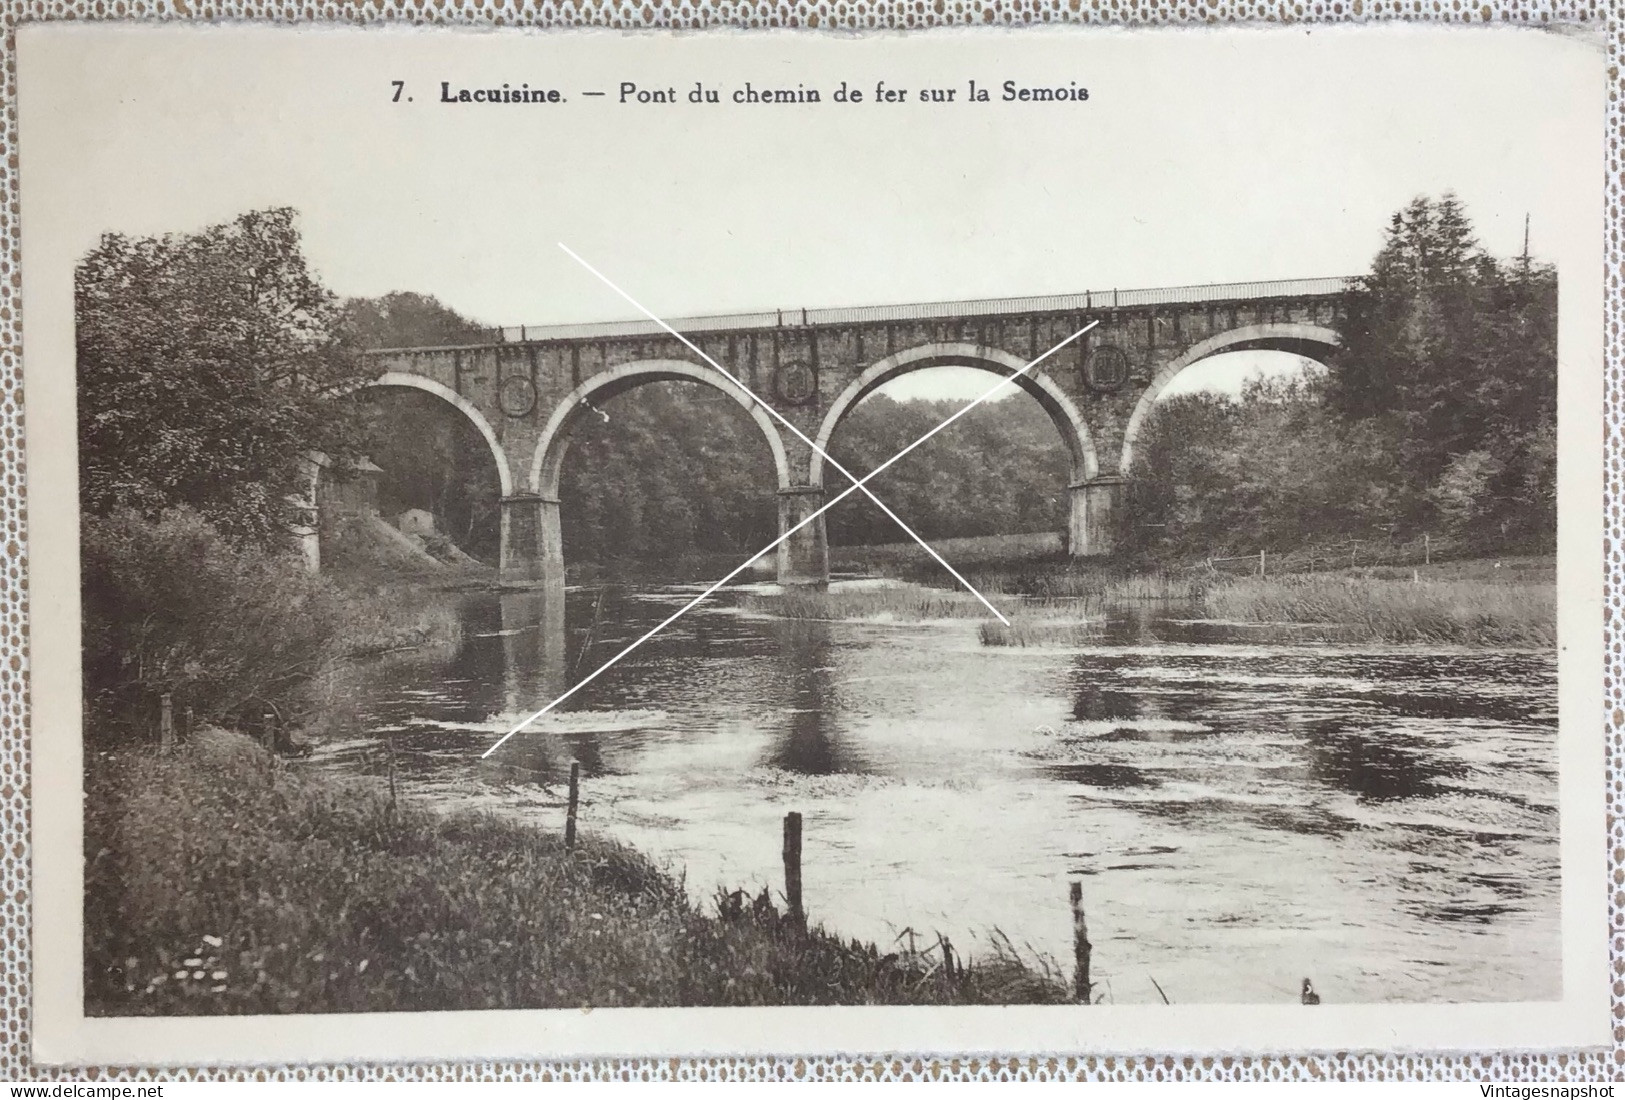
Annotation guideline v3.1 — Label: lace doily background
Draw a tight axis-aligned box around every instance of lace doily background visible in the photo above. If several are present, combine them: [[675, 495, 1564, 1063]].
[[0, 2, 1619, 1082]]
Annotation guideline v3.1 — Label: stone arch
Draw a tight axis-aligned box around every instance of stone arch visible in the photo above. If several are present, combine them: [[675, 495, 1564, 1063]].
[[366, 371, 516, 498], [1118, 322, 1342, 476], [809, 342, 1100, 488], [529, 358, 793, 499]]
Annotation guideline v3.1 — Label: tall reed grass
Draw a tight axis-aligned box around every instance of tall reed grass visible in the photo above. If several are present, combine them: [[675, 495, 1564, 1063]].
[[978, 621, 1106, 647], [1202, 574, 1555, 646]]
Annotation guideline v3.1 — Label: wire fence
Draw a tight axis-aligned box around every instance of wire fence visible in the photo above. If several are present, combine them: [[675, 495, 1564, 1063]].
[[1205, 533, 1453, 577]]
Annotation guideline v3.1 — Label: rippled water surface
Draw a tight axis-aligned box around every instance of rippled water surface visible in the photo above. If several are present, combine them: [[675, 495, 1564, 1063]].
[[310, 582, 1559, 1005]]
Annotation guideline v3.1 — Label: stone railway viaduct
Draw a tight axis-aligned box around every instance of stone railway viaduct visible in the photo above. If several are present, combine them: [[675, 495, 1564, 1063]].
[[357, 276, 1360, 587]]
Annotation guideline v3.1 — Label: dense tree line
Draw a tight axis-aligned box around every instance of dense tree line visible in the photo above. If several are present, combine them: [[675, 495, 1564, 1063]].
[[554, 388, 1071, 569], [822, 394, 1069, 547], [1120, 195, 1557, 559], [357, 382, 1075, 570]]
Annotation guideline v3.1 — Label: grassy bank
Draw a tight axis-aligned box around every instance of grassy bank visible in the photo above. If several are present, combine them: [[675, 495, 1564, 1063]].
[[86, 731, 1069, 1014]]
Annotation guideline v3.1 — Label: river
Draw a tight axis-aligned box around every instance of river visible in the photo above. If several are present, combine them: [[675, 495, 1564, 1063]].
[[307, 579, 1560, 1006]]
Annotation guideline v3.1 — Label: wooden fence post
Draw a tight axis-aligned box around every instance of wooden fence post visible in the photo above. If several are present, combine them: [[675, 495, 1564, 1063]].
[[1424, 533, 1431, 566], [565, 762, 581, 849], [1259, 549, 1266, 577], [783, 811, 804, 927], [1070, 881, 1092, 1004], [159, 693, 174, 755], [385, 737, 398, 817]]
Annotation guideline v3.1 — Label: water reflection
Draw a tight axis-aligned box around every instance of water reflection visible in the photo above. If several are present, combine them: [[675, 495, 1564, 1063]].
[[313, 583, 1561, 1005], [1049, 762, 1160, 788], [499, 586, 568, 715], [1305, 720, 1463, 802], [1070, 680, 1142, 722], [761, 620, 861, 775]]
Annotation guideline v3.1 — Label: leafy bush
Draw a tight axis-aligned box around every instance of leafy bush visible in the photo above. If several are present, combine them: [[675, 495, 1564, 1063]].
[[81, 508, 345, 742]]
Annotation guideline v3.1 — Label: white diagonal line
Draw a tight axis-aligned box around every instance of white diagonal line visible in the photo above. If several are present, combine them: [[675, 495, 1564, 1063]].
[[480, 318, 1097, 759], [559, 244, 1009, 624]]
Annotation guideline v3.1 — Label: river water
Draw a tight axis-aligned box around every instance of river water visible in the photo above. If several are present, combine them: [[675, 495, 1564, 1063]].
[[308, 580, 1559, 1006]]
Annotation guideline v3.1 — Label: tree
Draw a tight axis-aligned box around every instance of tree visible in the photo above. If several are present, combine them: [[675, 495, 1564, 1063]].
[[1327, 193, 1557, 544], [342, 291, 493, 350], [76, 208, 368, 548], [1430, 449, 1501, 540]]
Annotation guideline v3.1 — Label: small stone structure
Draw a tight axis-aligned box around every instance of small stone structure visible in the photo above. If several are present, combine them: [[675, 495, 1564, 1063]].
[[298, 453, 384, 572], [396, 508, 436, 537]]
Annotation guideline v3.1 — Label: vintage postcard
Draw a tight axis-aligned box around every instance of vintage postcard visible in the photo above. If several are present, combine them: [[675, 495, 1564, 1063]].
[[18, 21, 1609, 1064]]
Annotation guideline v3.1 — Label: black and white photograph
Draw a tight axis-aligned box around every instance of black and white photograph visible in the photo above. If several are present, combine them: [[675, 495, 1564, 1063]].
[[18, 22, 1609, 1063]]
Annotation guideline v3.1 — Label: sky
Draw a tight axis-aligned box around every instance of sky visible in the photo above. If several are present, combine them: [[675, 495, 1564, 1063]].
[[20, 23, 1602, 405]]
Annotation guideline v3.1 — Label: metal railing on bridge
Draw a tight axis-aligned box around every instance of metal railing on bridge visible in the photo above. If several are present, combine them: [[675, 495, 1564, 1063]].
[[433, 274, 1362, 349]]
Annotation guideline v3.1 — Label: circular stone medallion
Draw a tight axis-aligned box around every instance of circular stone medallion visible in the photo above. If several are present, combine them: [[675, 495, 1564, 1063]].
[[774, 361, 818, 406], [498, 375, 538, 418], [1086, 346, 1131, 391]]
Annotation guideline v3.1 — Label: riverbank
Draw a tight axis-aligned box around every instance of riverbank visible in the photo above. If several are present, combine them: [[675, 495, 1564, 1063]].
[[85, 729, 1070, 1015], [752, 544, 1555, 647]]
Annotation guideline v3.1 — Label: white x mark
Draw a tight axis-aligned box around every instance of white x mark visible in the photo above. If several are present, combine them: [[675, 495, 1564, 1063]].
[[562, 245, 1007, 622], [481, 310, 1097, 759]]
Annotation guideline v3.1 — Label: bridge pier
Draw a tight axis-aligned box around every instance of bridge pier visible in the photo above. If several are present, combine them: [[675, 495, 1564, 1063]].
[[777, 485, 829, 587], [500, 493, 564, 587], [1069, 475, 1124, 557]]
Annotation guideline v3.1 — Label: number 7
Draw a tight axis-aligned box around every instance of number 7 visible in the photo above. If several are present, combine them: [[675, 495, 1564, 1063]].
[[391, 80, 405, 102]]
